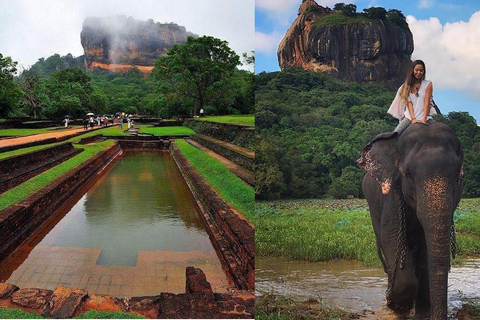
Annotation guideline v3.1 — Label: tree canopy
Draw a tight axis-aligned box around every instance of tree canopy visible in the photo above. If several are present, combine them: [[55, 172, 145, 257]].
[[256, 68, 480, 200], [0, 53, 22, 117], [154, 36, 241, 116], [2, 45, 252, 119]]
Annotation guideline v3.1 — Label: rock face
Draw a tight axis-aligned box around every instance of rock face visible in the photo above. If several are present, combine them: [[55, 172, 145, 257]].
[[278, 0, 414, 88], [81, 16, 196, 72]]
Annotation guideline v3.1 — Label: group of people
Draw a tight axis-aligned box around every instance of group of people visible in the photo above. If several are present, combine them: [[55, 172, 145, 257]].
[[82, 115, 110, 130], [388, 59, 437, 134]]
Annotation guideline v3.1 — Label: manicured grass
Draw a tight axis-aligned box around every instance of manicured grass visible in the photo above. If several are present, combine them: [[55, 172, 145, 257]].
[[0, 140, 115, 211], [0, 142, 59, 160], [197, 114, 254, 126], [0, 128, 60, 136], [254, 198, 480, 266], [0, 308, 145, 319], [138, 125, 195, 136], [74, 310, 145, 319], [175, 139, 254, 221], [67, 126, 130, 142], [0, 307, 44, 318]]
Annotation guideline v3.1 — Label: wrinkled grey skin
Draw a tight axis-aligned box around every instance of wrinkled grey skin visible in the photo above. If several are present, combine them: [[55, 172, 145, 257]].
[[357, 122, 463, 319]]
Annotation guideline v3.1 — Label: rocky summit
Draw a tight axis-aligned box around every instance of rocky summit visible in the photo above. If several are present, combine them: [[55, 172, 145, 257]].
[[277, 0, 414, 88], [80, 16, 196, 73]]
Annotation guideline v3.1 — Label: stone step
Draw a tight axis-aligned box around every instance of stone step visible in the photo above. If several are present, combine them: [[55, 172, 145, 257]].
[[0, 143, 84, 194], [185, 139, 254, 187], [190, 134, 254, 172]]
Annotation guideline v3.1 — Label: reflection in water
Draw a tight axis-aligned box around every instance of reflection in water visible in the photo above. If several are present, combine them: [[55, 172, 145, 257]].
[[256, 256, 480, 313], [0, 152, 230, 296], [36, 152, 211, 266]]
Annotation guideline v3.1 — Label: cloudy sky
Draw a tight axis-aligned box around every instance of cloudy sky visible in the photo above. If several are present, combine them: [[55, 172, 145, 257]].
[[256, 0, 480, 123], [0, 0, 254, 70]]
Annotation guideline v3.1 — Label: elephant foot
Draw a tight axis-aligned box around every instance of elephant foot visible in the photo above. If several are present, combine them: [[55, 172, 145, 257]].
[[413, 310, 431, 319]]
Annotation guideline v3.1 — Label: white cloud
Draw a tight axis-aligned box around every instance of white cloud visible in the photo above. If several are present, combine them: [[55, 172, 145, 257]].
[[418, 0, 435, 9], [256, 31, 284, 54], [408, 11, 480, 98], [0, 0, 254, 70]]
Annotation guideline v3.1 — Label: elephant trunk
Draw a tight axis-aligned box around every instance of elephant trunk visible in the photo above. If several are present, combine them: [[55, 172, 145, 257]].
[[418, 174, 454, 319]]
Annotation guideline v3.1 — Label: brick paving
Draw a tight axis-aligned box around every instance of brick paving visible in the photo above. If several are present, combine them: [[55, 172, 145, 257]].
[[1, 246, 230, 297]]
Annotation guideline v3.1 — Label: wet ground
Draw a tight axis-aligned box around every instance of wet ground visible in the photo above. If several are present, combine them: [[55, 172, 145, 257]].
[[256, 256, 480, 316]]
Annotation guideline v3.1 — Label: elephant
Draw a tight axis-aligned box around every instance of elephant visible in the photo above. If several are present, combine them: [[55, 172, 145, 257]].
[[357, 122, 463, 319]]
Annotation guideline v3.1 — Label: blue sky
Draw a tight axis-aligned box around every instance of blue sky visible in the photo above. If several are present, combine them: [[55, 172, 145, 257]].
[[255, 0, 480, 123]]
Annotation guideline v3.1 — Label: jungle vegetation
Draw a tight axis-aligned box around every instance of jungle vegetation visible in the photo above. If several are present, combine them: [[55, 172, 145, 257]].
[[255, 68, 480, 200], [0, 36, 253, 121]]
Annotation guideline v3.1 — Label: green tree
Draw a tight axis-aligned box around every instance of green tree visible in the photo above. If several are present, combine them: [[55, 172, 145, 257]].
[[154, 36, 240, 116], [0, 53, 23, 117], [328, 166, 365, 199], [19, 73, 49, 118], [386, 9, 408, 29], [45, 68, 94, 118], [363, 7, 387, 20]]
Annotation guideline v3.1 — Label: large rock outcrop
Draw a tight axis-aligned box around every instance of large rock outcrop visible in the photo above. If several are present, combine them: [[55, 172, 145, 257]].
[[80, 16, 196, 73], [278, 0, 414, 88]]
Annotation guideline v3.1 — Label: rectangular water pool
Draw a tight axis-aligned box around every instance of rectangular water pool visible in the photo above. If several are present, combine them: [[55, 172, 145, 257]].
[[0, 152, 231, 297]]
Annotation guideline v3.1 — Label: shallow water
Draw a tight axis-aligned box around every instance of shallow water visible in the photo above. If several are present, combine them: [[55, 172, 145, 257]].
[[0, 152, 230, 296], [256, 256, 480, 313]]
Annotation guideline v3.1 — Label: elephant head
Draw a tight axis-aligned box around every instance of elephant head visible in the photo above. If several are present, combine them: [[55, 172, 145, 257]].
[[358, 122, 463, 319]]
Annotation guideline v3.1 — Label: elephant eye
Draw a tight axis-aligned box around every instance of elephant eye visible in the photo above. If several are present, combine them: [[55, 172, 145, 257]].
[[405, 169, 413, 178]]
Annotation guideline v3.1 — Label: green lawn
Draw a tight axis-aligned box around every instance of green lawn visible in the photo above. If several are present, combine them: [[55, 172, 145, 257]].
[[254, 198, 480, 266], [0, 143, 58, 160], [138, 125, 195, 136], [175, 139, 254, 221], [197, 114, 254, 126], [0, 127, 61, 136], [0, 140, 115, 211], [0, 307, 145, 319]]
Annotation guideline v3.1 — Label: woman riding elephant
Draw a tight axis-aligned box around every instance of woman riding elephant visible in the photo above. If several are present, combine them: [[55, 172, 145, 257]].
[[388, 60, 437, 135]]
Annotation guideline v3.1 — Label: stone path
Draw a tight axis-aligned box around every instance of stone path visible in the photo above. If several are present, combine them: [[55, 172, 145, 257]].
[[0, 127, 88, 149], [0, 246, 230, 298]]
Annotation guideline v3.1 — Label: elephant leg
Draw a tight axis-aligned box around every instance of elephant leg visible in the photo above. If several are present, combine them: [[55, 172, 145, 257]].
[[380, 189, 417, 313], [414, 227, 431, 318]]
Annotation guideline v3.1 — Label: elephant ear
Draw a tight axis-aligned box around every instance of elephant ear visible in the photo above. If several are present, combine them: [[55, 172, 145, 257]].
[[357, 132, 399, 195]]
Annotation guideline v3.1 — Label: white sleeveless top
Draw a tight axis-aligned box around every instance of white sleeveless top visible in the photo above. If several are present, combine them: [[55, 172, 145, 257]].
[[405, 79, 432, 121]]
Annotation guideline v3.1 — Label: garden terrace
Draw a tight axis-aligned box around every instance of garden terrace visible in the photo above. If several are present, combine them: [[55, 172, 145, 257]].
[[0, 143, 82, 193]]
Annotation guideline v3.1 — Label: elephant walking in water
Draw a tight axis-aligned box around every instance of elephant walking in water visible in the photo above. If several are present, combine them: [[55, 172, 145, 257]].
[[357, 122, 463, 319]]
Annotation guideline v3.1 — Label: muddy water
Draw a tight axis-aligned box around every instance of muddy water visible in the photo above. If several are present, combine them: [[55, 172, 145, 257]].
[[256, 256, 480, 313], [0, 152, 230, 296]]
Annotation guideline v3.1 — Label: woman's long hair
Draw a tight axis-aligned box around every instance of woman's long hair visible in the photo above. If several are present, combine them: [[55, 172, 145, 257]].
[[399, 60, 426, 105]]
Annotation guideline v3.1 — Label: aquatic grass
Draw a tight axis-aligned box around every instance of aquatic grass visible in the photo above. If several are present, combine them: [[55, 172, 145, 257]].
[[175, 139, 254, 221], [255, 294, 356, 320], [254, 198, 480, 266], [197, 114, 254, 126], [138, 125, 195, 136], [0, 140, 115, 211]]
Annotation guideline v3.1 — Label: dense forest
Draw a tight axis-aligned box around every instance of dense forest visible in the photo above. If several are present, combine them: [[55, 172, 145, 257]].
[[255, 68, 480, 200], [0, 36, 254, 120]]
